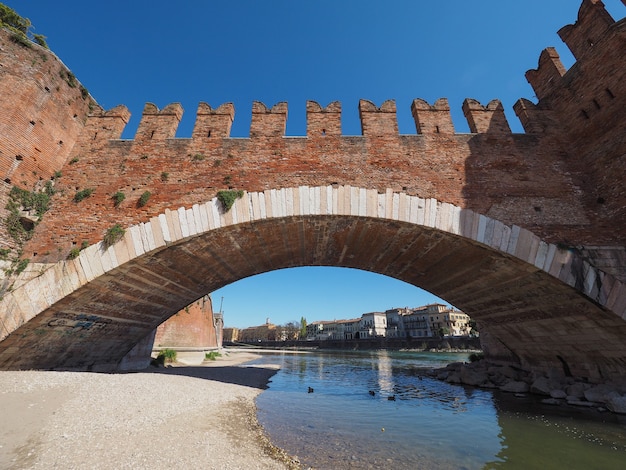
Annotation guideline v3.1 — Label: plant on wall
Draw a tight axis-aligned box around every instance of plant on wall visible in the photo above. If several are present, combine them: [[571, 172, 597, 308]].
[[112, 191, 125, 207], [138, 191, 151, 207], [103, 224, 125, 247], [73, 188, 94, 202], [217, 190, 244, 212]]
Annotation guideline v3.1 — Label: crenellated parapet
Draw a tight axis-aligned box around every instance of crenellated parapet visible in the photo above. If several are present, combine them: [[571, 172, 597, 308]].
[[84, 97, 537, 144], [525, 0, 620, 101], [462, 99, 511, 134], [135, 103, 183, 141], [557, 0, 615, 60], [192, 102, 234, 139], [524, 48, 567, 102], [250, 101, 288, 137], [411, 98, 455, 134], [306, 101, 341, 137]]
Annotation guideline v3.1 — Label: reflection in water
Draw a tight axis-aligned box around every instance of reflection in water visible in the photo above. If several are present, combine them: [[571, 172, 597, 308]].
[[251, 350, 626, 470], [375, 349, 393, 395]]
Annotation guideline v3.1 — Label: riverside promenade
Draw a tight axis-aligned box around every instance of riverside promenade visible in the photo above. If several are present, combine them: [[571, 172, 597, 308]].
[[0, 352, 299, 469]]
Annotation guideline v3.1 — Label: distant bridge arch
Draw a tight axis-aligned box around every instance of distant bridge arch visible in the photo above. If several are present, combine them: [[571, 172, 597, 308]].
[[1, 186, 624, 379]]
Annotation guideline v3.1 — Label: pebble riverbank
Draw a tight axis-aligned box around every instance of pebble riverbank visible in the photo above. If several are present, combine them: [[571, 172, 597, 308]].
[[0, 352, 301, 470]]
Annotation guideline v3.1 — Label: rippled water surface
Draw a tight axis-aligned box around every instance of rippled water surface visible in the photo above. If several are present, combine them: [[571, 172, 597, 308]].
[[251, 350, 626, 469]]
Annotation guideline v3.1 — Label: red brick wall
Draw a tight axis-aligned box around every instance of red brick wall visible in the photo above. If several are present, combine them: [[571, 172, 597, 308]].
[[153, 295, 218, 348], [15, 2, 623, 262], [0, 30, 95, 250]]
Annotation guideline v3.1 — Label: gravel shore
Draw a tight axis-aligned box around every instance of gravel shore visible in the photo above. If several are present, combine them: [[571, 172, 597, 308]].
[[0, 352, 300, 469]]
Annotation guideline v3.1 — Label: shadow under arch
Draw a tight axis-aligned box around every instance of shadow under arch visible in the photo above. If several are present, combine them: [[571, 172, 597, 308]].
[[0, 186, 624, 380]]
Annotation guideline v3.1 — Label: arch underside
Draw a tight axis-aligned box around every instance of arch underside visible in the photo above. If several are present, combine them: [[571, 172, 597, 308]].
[[1, 215, 625, 379]]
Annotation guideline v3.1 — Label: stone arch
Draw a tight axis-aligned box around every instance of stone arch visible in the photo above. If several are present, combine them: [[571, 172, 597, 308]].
[[0, 186, 624, 378]]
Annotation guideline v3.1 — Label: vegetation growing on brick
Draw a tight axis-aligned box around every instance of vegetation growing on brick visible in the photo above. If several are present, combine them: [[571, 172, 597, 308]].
[[1, 4, 49, 49], [66, 239, 90, 260], [4, 186, 52, 245], [103, 224, 125, 247], [160, 172, 169, 181], [74, 188, 94, 203], [217, 190, 244, 212], [112, 191, 125, 207], [138, 191, 151, 207]]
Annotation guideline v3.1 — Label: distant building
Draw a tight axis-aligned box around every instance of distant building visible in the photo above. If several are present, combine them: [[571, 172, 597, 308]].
[[358, 312, 387, 339], [385, 307, 411, 338], [239, 318, 279, 342], [222, 327, 239, 342]]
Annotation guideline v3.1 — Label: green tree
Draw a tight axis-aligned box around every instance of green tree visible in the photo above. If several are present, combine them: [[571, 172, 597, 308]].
[[299, 316, 307, 339], [0, 4, 31, 35]]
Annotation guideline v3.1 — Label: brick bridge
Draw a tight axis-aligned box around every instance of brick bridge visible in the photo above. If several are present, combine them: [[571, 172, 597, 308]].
[[0, 1, 624, 380]]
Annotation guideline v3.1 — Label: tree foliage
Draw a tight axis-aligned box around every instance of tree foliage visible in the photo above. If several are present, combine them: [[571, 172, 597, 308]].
[[0, 3, 48, 49], [300, 316, 307, 339]]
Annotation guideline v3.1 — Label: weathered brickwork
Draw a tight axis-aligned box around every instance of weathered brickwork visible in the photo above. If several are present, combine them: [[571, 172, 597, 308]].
[[154, 295, 219, 348], [0, 1, 624, 378], [14, 2, 622, 264], [0, 30, 95, 250]]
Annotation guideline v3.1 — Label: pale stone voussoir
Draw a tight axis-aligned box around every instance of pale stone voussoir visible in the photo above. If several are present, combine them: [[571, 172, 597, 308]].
[[209, 198, 222, 229], [506, 225, 521, 256], [157, 214, 172, 244], [127, 225, 144, 259], [178, 207, 190, 238], [298, 186, 308, 215], [164, 208, 182, 242], [98, 241, 118, 273], [149, 216, 166, 249], [22, 275, 51, 315], [350, 185, 360, 216], [79, 244, 105, 281], [398, 193, 410, 222], [195, 203, 210, 233], [606, 280, 626, 319], [57, 260, 82, 297], [392, 192, 400, 220]]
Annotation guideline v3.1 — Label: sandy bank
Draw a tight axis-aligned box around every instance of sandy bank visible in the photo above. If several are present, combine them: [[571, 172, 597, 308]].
[[0, 352, 299, 469]]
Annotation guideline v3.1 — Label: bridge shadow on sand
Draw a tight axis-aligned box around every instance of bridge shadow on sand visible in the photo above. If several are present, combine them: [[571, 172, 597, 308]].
[[140, 364, 280, 390]]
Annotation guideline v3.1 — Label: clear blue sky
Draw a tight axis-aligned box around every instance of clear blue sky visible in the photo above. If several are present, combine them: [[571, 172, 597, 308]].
[[6, 1, 624, 328]]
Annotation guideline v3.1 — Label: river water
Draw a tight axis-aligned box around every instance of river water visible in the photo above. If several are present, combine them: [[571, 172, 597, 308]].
[[249, 350, 626, 469]]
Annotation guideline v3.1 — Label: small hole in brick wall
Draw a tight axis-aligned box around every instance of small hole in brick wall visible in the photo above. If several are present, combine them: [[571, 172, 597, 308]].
[[581, 109, 589, 119], [44, 86, 50, 92], [402, 186, 408, 191], [605, 88, 615, 99], [73, 114, 77, 118], [4, 178, 10, 184], [58, 140, 63, 145], [29, 120, 35, 125], [150, 130, 155, 139], [593, 99, 601, 110], [207, 130, 212, 137], [322, 129, 326, 136], [33, 252, 37, 257], [597, 197, 605, 204], [93, 132, 98, 140], [534, 206, 542, 212], [16, 155, 23, 161], [435, 125, 440, 133]]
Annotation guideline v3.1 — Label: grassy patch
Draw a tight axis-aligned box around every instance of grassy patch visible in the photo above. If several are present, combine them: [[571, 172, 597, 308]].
[[138, 191, 151, 207], [73, 188, 94, 203], [103, 224, 125, 247], [217, 190, 244, 212], [205, 351, 222, 361]]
